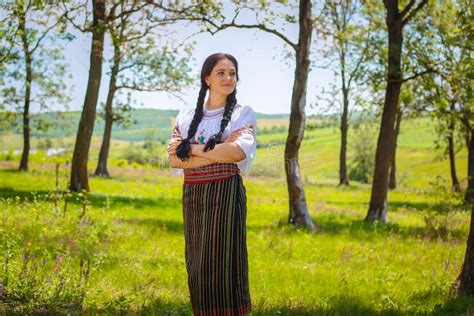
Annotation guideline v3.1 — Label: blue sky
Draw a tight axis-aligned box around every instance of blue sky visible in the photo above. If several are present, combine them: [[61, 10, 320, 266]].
[[60, 7, 336, 116]]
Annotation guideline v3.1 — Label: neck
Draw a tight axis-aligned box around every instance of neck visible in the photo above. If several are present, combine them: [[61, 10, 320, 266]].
[[206, 91, 227, 110]]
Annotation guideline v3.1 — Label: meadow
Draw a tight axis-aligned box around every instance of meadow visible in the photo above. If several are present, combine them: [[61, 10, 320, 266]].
[[0, 115, 473, 314]]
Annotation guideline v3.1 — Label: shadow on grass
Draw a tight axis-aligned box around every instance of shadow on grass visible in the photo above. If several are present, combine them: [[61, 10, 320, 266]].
[[0, 168, 27, 173], [80, 298, 192, 315], [251, 300, 472, 316], [265, 215, 467, 243], [323, 199, 471, 214], [0, 184, 467, 242], [0, 187, 181, 210], [121, 217, 184, 234], [4, 296, 472, 315], [252, 307, 401, 316], [322, 199, 432, 212], [433, 295, 473, 316], [52, 294, 474, 315], [0, 187, 185, 234], [318, 218, 467, 241]]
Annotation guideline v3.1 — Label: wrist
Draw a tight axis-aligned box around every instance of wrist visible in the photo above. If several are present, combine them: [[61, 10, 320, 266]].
[[191, 144, 203, 156]]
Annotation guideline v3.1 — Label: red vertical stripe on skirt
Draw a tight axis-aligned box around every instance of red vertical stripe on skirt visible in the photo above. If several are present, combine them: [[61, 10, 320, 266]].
[[182, 170, 251, 315]]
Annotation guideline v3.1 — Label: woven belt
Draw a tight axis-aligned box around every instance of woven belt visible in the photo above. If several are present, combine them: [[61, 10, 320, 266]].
[[184, 163, 240, 184]]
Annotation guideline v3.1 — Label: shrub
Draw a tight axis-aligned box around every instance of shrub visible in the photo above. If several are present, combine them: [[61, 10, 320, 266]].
[[349, 127, 375, 183], [37, 138, 53, 152], [3, 148, 16, 161], [112, 159, 128, 168], [423, 176, 466, 241], [122, 143, 146, 165]]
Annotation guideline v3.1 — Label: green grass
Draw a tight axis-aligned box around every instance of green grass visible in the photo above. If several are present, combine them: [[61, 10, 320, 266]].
[[0, 161, 472, 314], [0, 115, 472, 314]]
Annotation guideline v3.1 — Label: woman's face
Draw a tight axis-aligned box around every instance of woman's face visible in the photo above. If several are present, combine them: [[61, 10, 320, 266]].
[[205, 58, 237, 96]]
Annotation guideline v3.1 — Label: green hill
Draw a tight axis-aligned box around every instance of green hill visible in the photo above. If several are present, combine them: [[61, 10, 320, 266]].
[[7, 108, 291, 142]]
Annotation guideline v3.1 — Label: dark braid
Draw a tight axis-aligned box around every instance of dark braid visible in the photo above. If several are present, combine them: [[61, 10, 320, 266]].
[[175, 53, 239, 161], [203, 90, 237, 152], [176, 85, 207, 161]]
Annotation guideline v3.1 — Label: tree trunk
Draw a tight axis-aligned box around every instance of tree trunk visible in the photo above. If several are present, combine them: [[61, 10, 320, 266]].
[[69, 0, 106, 192], [457, 202, 474, 295], [448, 101, 461, 192], [19, 59, 32, 172], [286, 0, 316, 232], [448, 132, 461, 192], [389, 106, 402, 190], [389, 153, 396, 190], [18, 8, 31, 171], [339, 86, 349, 186], [366, 1, 403, 222], [465, 129, 474, 203], [95, 46, 120, 177]]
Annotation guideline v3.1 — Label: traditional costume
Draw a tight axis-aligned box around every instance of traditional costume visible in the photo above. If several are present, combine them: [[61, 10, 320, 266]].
[[171, 103, 257, 315]]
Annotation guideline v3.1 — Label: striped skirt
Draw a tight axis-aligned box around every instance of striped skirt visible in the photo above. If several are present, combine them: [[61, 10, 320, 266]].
[[182, 163, 252, 315]]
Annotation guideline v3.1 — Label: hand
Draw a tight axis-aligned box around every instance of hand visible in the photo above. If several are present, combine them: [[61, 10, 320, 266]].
[[167, 137, 182, 155], [224, 129, 242, 143]]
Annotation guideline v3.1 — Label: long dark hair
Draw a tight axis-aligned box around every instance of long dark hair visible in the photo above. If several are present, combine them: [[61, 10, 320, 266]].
[[176, 53, 239, 161]]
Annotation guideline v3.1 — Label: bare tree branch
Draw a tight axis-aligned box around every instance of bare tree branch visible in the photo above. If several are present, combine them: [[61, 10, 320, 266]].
[[347, 18, 374, 88], [165, 89, 187, 104], [222, 22, 296, 50], [116, 84, 173, 92], [399, 0, 416, 19], [0, 27, 20, 63], [30, 18, 62, 54], [61, 0, 89, 32], [169, 28, 207, 51], [399, 68, 434, 83], [148, 0, 297, 50], [113, 2, 149, 20], [146, 0, 203, 17], [402, 0, 428, 26]]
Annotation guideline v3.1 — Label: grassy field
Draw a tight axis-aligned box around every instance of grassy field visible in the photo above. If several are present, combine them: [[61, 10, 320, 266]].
[[0, 115, 473, 314]]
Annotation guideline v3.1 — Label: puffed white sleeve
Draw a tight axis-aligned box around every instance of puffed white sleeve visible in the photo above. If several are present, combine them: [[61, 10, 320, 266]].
[[169, 109, 184, 176], [233, 106, 257, 174]]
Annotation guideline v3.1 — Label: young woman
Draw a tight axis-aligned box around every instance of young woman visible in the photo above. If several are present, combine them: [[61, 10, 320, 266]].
[[167, 53, 257, 315]]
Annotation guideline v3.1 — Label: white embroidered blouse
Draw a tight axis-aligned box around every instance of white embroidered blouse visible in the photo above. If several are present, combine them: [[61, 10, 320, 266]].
[[170, 103, 257, 174]]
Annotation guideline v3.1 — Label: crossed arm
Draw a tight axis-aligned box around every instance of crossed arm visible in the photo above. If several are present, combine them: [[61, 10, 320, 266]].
[[167, 130, 246, 169]]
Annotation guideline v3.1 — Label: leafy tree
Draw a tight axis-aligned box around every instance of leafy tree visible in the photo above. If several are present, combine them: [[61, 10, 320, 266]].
[[0, 0, 71, 171], [364, 0, 430, 222], [94, 0, 194, 177], [424, 1, 472, 199], [360, 1, 435, 194], [318, 0, 372, 186], [422, 0, 474, 296]]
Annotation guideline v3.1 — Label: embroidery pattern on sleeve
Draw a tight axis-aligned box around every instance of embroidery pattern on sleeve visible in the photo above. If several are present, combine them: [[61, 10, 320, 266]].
[[239, 123, 255, 135], [172, 126, 182, 140], [198, 129, 206, 144]]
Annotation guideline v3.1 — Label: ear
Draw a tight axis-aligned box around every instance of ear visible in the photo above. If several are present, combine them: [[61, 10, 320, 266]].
[[204, 76, 210, 86]]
